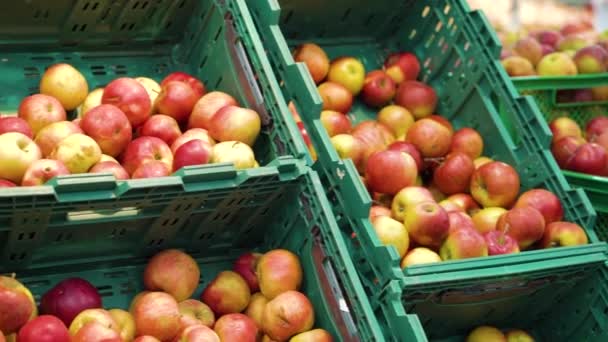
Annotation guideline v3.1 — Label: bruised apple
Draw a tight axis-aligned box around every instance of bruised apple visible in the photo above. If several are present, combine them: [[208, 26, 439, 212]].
[[514, 189, 563, 224], [233, 252, 262, 292], [50, 133, 101, 174], [18, 94, 67, 136], [34, 121, 83, 157], [39, 63, 88, 111], [144, 249, 200, 302]]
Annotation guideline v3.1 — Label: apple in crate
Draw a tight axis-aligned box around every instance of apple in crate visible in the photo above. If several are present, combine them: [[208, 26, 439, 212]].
[[466, 326, 506, 342], [317, 81, 353, 114], [366, 150, 418, 195], [0, 132, 42, 183], [0, 117, 33, 138], [102, 77, 151, 127], [401, 247, 442, 268], [71, 322, 122, 342], [433, 152, 475, 195], [377, 105, 415, 139], [474, 156, 493, 169], [471, 207, 508, 234], [585, 116, 608, 141], [50, 133, 101, 174], [371, 215, 410, 258], [549, 117, 582, 142], [394, 81, 437, 119], [21, 159, 70, 186], [537, 52, 578, 76], [121, 136, 172, 175], [135, 77, 161, 111], [263, 291, 314, 341], [406, 118, 452, 158], [68, 308, 118, 336], [78, 88, 104, 118], [155, 81, 199, 123], [513, 37, 543, 66], [18, 94, 67, 136], [327, 57, 366, 95], [574, 45, 608, 74], [139, 114, 181, 146], [81, 104, 132, 157], [39, 63, 88, 111], [387, 141, 423, 171], [233, 252, 262, 292], [172, 128, 215, 153], [569, 142, 607, 175], [131, 292, 180, 341], [208, 106, 261, 147], [109, 309, 136, 342], [551, 136, 585, 168], [497, 207, 546, 250], [445, 194, 481, 216], [201, 271, 251, 315], [291, 329, 334, 342], [352, 121, 395, 170], [540, 221, 588, 248], [384, 52, 420, 84], [501, 56, 535, 77], [391, 186, 434, 222], [514, 189, 564, 224], [0, 276, 37, 334], [35, 121, 83, 157], [132, 160, 170, 179], [213, 313, 258, 342], [256, 249, 303, 300], [404, 201, 450, 248], [361, 70, 396, 107], [161, 71, 206, 98], [293, 43, 330, 84], [17, 315, 70, 342], [210, 141, 257, 170], [440, 227, 488, 260], [189, 91, 238, 130], [0, 179, 16, 187], [144, 249, 200, 302], [370, 205, 391, 219], [470, 161, 520, 208], [450, 127, 484, 159], [330, 134, 364, 166], [484, 230, 520, 256], [173, 139, 212, 172], [448, 211, 475, 232], [320, 110, 351, 137], [178, 299, 215, 329], [245, 293, 268, 328], [178, 324, 220, 342], [89, 161, 129, 180]]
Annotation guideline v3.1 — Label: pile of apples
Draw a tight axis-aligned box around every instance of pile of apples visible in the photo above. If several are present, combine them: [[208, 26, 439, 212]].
[[0, 63, 262, 187], [550, 115, 608, 176], [466, 325, 534, 342], [0, 249, 331, 342], [500, 23, 608, 77], [291, 43, 589, 267]]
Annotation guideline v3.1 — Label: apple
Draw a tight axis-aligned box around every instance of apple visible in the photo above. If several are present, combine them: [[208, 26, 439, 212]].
[[140, 114, 182, 146], [514, 189, 563, 224], [585, 116, 608, 141], [470, 161, 520, 208], [450, 128, 484, 159], [370, 205, 392, 219], [501, 56, 535, 76], [172, 128, 215, 153], [394, 81, 437, 119], [377, 105, 415, 139], [256, 249, 302, 300], [327, 57, 366, 95], [406, 118, 453, 158], [134, 77, 161, 112], [0, 276, 36, 334], [551, 136, 585, 168], [569, 142, 607, 175], [201, 271, 251, 315], [18, 94, 67, 136], [81, 104, 132, 157], [108, 309, 135, 342], [371, 215, 410, 257], [50, 133, 101, 174], [387, 142, 423, 171], [210, 141, 257, 169], [535, 30, 563, 48], [505, 329, 534, 342], [70, 322, 122, 342], [172, 139, 212, 172], [484, 230, 520, 255], [0, 117, 33, 138], [445, 194, 481, 215], [317, 82, 353, 114], [384, 52, 420, 84], [144, 249, 200, 302], [331, 134, 364, 166], [188, 91, 239, 129], [134, 336, 161, 342], [35, 121, 83, 157], [400, 247, 442, 268], [361, 70, 396, 107], [290, 329, 333, 342], [0, 132, 42, 183], [245, 292, 267, 328], [102, 77, 151, 127], [352, 121, 395, 170], [68, 309, 118, 336], [471, 207, 508, 234], [595, 131, 608, 151], [428, 115, 454, 134], [131, 292, 180, 341], [17, 315, 69, 342], [213, 313, 258, 342], [474, 156, 493, 169], [557, 34, 591, 51], [466, 326, 506, 342], [178, 299, 215, 329], [440, 227, 488, 260], [391, 186, 434, 221], [365, 150, 418, 195], [403, 201, 450, 248], [549, 117, 583, 143], [208, 105, 261, 147], [39, 63, 88, 111], [439, 199, 464, 213], [78, 88, 104, 118], [233, 252, 262, 292], [497, 206, 545, 249], [132, 160, 170, 179], [433, 152, 475, 195], [320, 110, 351, 137], [160, 71, 206, 98], [89, 161, 129, 180], [536, 52, 578, 76], [263, 291, 314, 341], [40, 277, 101, 327], [155, 81, 199, 123], [541, 44, 555, 56], [448, 211, 475, 232], [514, 37, 543, 66], [293, 43, 330, 84], [574, 45, 608, 74], [540, 221, 588, 248], [121, 136, 172, 175], [176, 324, 220, 342], [0, 179, 16, 187], [591, 86, 608, 101], [21, 159, 70, 186]]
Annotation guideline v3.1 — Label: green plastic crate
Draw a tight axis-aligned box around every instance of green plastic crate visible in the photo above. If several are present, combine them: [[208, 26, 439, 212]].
[[245, 0, 608, 340], [3, 158, 387, 342]]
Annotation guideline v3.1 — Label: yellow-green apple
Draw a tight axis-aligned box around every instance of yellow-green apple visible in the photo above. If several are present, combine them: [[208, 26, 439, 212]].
[[293, 43, 330, 84], [81, 104, 132, 157], [263, 291, 314, 341], [160, 72, 206, 98], [365, 150, 418, 195], [144, 249, 200, 302], [540, 221, 588, 248], [327, 57, 366, 95], [21, 159, 70, 186], [401, 247, 442, 268], [132, 291, 180, 341], [549, 117, 583, 143], [331, 134, 364, 166], [391, 186, 434, 221], [505, 329, 534, 342], [89, 161, 130, 180], [135, 77, 161, 112], [591, 86, 608, 101], [210, 141, 257, 169], [440, 227, 488, 260], [155, 81, 199, 123], [68, 309, 118, 336], [0, 276, 36, 334], [134, 336, 160, 342], [585, 116, 608, 141], [574, 45, 608, 74], [317, 82, 353, 114], [450, 128, 484, 159], [484, 230, 520, 255], [121, 136, 172, 175], [361, 70, 396, 107], [384, 52, 420, 84], [470, 161, 520, 208], [569, 142, 607, 175], [320, 110, 351, 137], [474, 156, 493, 169], [39, 63, 88, 111], [433, 152, 475, 195], [403, 201, 449, 248], [108, 309, 135, 342], [71, 322, 122, 342], [140, 114, 182, 146], [214, 313, 258, 342], [466, 326, 506, 342], [50, 133, 101, 174], [371, 215, 410, 257], [514, 37, 543, 66], [35, 121, 83, 157], [245, 293, 267, 328], [537, 52, 578, 76], [448, 211, 475, 233], [188, 91, 238, 129], [0, 117, 33, 138], [551, 136, 585, 168], [557, 35, 591, 51], [176, 324, 220, 342], [172, 128, 215, 154], [208, 105, 261, 147], [78, 88, 104, 118], [172, 139, 212, 172], [178, 299, 215, 329], [18, 94, 67, 136], [406, 118, 453, 158], [501, 56, 535, 76], [102, 77, 151, 127], [387, 141, 424, 171], [514, 189, 563, 224], [17, 315, 70, 342], [132, 161, 169, 179], [394, 81, 437, 119], [370, 205, 392, 219], [234, 252, 262, 292], [446, 194, 481, 216], [471, 207, 508, 234], [201, 271, 250, 315], [497, 207, 545, 249], [0, 132, 42, 183], [290, 329, 334, 342], [377, 105, 415, 138], [256, 249, 302, 299]]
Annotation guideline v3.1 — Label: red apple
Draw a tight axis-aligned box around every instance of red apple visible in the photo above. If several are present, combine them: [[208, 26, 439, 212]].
[[586, 116, 608, 141], [188, 91, 238, 129], [81, 104, 132, 157], [439, 199, 464, 213], [155, 81, 199, 123], [293, 43, 330, 84], [134, 336, 161, 342], [440, 227, 488, 260], [89, 161, 129, 180], [17, 315, 69, 342], [450, 128, 484, 159], [448, 211, 475, 232], [21, 159, 70, 186], [551, 136, 586, 168], [0, 179, 16, 187], [384, 52, 420, 84], [70, 322, 122, 342], [121, 136, 173, 175], [327, 57, 366, 95], [497, 207, 546, 249], [569, 142, 607, 175], [132, 292, 180, 341], [370, 205, 392, 219], [233, 252, 262, 293], [484, 230, 520, 255], [406, 118, 453, 158], [0, 117, 33, 138], [320, 110, 351, 137], [102, 77, 151, 127], [171, 128, 215, 154], [263, 291, 314, 341], [18, 94, 67, 136], [173, 139, 212, 172], [387, 141, 424, 171], [39, 63, 88, 111], [40, 277, 101, 327], [144, 249, 200, 302], [317, 82, 353, 114], [361, 70, 396, 107], [391, 186, 434, 222], [549, 117, 583, 143], [540, 221, 588, 248], [433, 152, 475, 195], [178, 324, 220, 342], [514, 189, 564, 224], [134, 78, 161, 113], [160, 71, 206, 98], [403, 201, 450, 248], [0, 276, 36, 335], [446, 194, 481, 216], [366, 150, 418, 195], [140, 114, 181, 145], [351, 121, 395, 170], [394, 81, 437, 119], [201, 271, 251, 315], [178, 299, 215, 329], [34, 121, 83, 157], [213, 313, 258, 342], [208, 106, 261, 146], [470, 162, 520, 208], [514, 37, 543, 66], [256, 249, 303, 300], [131, 160, 170, 179]]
